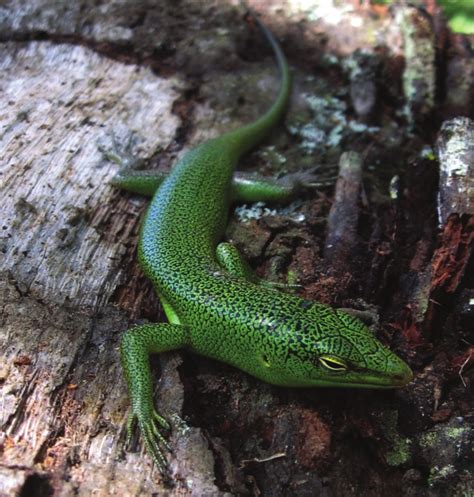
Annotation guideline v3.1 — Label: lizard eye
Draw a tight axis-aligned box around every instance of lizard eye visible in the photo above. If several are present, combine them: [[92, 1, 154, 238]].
[[318, 355, 348, 372]]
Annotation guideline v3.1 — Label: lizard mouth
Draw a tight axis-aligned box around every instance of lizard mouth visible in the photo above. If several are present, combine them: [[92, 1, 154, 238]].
[[305, 362, 414, 389], [390, 367, 414, 386], [349, 364, 414, 388], [351, 355, 414, 388]]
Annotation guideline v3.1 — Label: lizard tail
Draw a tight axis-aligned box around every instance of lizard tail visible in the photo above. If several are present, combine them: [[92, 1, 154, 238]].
[[223, 12, 291, 156]]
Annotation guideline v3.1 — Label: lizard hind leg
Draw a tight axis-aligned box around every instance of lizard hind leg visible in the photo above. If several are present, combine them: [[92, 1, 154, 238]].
[[231, 169, 334, 203], [216, 242, 299, 291], [216, 242, 259, 282], [120, 322, 189, 471], [111, 169, 168, 196], [111, 167, 332, 199], [231, 172, 296, 203]]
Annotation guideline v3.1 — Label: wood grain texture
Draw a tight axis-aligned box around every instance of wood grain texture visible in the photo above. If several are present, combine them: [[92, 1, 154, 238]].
[[0, 41, 180, 309], [0, 41, 220, 495]]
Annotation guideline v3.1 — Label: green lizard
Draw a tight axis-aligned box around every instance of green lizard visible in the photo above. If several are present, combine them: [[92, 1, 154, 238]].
[[112, 15, 413, 471]]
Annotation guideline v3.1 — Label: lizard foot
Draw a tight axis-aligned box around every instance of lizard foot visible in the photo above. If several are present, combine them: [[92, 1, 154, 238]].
[[126, 409, 172, 473], [280, 167, 338, 190]]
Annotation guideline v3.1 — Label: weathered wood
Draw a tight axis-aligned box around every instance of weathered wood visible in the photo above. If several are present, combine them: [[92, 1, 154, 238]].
[[0, 40, 228, 496], [436, 117, 474, 226], [395, 5, 436, 125], [0, 42, 181, 309], [324, 151, 363, 271]]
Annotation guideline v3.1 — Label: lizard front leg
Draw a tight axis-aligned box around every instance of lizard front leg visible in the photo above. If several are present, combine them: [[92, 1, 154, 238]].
[[120, 322, 189, 471]]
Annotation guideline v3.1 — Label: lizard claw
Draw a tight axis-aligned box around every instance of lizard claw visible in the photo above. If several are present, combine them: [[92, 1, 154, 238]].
[[278, 167, 338, 190], [125, 415, 133, 445], [153, 410, 171, 431], [260, 280, 303, 291], [126, 408, 172, 473]]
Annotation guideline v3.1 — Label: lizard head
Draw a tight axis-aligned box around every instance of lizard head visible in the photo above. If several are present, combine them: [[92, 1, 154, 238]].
[[266, 303, 413, 389]]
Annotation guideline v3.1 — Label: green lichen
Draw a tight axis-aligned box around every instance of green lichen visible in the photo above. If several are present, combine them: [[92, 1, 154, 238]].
[[445, 426, 469, 440], [396, 6, 435, 121], [287, 270, 298, 286], [259, 145, 288, 169], [428, 464, 456, 487], [381, 410, 413, 467], [348, 121, 380, 134], [417, 418, 472, 494], [235, 202, 278, 223], [419, 424, 469, 452], [288, 94, 346, 150], [386, 436, 412, 466], [419, 430, 437, 448], [288, 122, 327, 152], [288, 90, 380, 154], [234, 201, 305, 224]]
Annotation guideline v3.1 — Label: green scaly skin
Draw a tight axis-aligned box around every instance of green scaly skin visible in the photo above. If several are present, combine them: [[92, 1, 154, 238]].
[[114, 16, 413, 471]]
